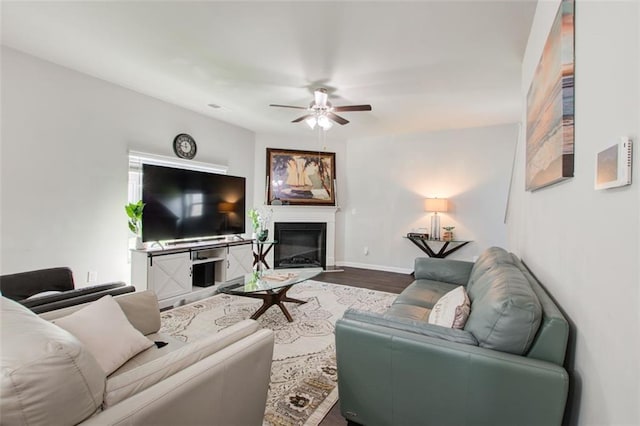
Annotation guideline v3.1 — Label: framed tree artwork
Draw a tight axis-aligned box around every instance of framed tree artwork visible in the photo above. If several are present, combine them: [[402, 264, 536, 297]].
[[266, 148, 336, 205], [526, 0, 575, 191]]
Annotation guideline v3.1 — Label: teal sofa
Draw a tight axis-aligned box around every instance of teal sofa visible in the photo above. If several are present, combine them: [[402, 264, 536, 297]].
[[335, 247, 569, 426]]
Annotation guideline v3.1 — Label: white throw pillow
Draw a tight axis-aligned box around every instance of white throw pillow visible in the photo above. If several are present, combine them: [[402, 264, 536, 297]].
[[53, 295, 153, 375], [428, 286, 471, 329], [1, 297, 105, 425]]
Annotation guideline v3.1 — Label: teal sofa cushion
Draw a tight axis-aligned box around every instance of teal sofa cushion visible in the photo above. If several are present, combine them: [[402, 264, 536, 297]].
[[343, 309, 479, 346], [464, 263, 542, 355], [393, 280, 458, 309], [385, 303, 432, 321], [414, 257, 474, 285], [467, 246, 514, 294]]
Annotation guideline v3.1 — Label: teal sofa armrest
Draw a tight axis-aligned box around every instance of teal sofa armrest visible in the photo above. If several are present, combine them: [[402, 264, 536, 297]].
[[335, 317, 568, 426], [414, 257, 474, 285]]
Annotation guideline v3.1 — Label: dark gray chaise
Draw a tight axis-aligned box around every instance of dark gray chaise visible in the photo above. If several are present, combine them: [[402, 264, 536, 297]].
[[0, 267, 135, 313]]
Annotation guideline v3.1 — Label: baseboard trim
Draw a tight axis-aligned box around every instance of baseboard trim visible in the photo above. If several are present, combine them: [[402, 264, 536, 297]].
[[336, 261, 412, 275]]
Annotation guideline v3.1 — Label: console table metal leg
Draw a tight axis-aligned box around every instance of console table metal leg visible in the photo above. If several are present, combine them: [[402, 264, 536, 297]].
[[436, 242, 451, 257], [406, 236, 471, 259], [408, 236, 437, 257], [439, 241, 470, 257]]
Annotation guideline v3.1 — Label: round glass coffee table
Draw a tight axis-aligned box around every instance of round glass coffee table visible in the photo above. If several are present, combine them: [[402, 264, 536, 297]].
[[218, 268, 323, 322]]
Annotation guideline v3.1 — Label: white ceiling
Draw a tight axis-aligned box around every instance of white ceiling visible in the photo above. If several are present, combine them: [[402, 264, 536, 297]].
[[1, 1, 536, 140]]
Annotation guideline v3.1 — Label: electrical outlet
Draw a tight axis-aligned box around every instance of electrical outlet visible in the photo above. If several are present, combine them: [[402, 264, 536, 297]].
[[364, 246, 369, 256], [87, 271, 98, 283]]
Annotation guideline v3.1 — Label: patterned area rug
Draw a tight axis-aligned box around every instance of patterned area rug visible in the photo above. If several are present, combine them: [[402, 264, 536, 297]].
[[159, 280, 396, 426]]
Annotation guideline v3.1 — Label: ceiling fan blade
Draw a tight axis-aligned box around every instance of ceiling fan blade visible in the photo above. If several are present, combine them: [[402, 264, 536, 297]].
[[292, 115, 312, 123], [314, 89, 328, 107], [270, 104, 308, 110], [332, 104, 372, 112], [327, 112, 349, 125]]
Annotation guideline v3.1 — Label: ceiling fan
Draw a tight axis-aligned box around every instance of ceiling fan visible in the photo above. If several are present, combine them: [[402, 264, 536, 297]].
[[269, 88, 372, 130]]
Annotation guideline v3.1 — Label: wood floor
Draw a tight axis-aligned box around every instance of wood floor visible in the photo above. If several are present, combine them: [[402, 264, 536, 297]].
[[313, 266, 414, 426], [316, 266, 414, 294]]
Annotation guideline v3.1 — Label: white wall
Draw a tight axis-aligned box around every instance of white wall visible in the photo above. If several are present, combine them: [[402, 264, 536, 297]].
[[253, 132, 347, 262], [1, 47, 255, 286], [343, 123, 518, 272], [508, 1, 639, 424]]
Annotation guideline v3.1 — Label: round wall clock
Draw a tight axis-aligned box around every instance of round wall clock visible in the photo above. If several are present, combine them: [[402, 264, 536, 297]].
[[173, 133, 197, 159]]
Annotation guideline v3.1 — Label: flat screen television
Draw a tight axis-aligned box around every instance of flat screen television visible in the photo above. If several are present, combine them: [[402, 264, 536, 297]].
[[142, 164, 246, 242]]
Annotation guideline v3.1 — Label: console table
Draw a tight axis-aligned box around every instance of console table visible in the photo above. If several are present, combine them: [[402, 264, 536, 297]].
[[405, 235, 471, 258]]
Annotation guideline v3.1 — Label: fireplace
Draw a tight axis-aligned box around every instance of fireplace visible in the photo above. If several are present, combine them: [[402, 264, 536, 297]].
[[273, 222, 326, 269]]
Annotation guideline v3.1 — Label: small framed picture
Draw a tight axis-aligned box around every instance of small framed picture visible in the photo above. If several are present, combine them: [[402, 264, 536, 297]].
[[266, 148, 336, 205], [595, 137, 632, 190]]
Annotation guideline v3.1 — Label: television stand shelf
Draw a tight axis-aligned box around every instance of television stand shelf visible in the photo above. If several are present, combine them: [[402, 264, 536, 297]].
[[131, 240, 253, 309]]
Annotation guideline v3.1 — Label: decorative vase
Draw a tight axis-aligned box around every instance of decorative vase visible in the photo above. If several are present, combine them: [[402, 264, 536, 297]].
[[135, 236, 145, 249], [257, 229, 269, 242], [442, 231, 454, 242], [251, 232, 257, 240]]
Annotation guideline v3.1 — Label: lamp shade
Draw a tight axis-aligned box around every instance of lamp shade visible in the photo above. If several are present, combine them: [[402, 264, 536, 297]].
[[218, 202, 235, 213], [424, 198, 448, 213]]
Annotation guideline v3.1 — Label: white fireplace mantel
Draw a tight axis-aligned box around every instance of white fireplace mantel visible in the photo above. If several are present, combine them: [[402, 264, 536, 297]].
[[265, 205, 339, 267]]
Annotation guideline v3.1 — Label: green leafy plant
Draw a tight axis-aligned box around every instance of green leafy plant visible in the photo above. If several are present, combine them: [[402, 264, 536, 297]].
[[248, 208, 260, 231], [248, 207, 273, 231], [246, 271, 260, 290], [442, 226, 455, 231], [125, 200, 145, 235]]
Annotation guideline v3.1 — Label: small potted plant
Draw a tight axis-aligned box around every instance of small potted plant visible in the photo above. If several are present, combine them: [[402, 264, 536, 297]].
[[248, 207, 272, 242], [125, 200, 145, 249], [442, 226, 455, 241]]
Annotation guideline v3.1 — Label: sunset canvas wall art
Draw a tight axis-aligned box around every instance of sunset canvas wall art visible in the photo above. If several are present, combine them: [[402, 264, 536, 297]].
[[526, 0, 574, 191]]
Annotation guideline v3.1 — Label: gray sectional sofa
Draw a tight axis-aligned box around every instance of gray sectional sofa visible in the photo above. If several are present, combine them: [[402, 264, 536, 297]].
[[335, 247, 569, 426]]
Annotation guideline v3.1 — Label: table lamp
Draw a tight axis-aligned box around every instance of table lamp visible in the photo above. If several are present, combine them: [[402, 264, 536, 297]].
[[424, 198, 448, 240], [217, 202, 236, 230]]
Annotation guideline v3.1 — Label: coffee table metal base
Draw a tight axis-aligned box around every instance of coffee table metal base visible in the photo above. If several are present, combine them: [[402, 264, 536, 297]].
[[240, 284, 306, 322]]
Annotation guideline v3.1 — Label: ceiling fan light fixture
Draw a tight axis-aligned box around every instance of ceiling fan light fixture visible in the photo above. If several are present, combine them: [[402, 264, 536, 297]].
[[314, 88, 328, 107], [317, 114, 333, 130], [269, 87, 371, 130], [305, 116, 317, 129]]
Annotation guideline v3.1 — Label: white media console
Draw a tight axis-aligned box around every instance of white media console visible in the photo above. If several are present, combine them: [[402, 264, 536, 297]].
[[131, 239, 253, 309]]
